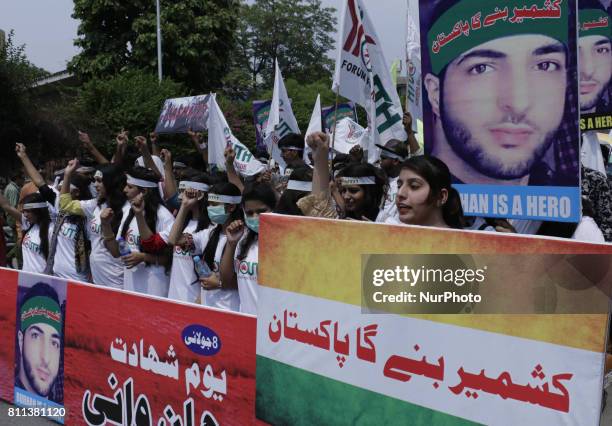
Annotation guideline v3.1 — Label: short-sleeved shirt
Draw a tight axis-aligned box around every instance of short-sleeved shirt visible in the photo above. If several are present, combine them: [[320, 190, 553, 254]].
[[167, 220, 206, 303], [234, 236, 259, 315], [21, 216, 53, 274], [192, 226, 240, 311]]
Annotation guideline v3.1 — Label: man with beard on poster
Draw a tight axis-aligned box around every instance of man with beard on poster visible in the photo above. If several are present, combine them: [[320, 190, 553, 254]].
[[579, 0, 612, 123], [423, 0, 579, 188], [15, 282, 63, 403]]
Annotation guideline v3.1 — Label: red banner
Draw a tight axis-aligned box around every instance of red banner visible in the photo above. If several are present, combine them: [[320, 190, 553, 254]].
[[0, 268, 258, 425]]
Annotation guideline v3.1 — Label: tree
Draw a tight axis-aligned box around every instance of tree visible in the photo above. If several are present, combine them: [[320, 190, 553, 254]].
[[228, 0, 337, 92], [65, 70, 187, 156], [69, 0, 240, 92]]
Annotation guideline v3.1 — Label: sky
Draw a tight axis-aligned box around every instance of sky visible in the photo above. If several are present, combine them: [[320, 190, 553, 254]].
[[0, 0, 408, 74]]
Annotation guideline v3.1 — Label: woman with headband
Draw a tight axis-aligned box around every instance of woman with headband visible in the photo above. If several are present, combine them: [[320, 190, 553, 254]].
[[15, 144, 92, 282], [274, 167, 313, 216], [181, 182, 243, 310], [102, 166, 175, 296], [220, 183, 277, 315], [164, 173, 212, 303], [60, 160, 129, 288], [0, 192, 52, 274], [298, 132, 386, 221]]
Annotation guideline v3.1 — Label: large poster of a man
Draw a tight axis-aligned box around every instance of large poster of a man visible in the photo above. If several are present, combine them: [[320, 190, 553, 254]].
[[420, 0, 581, 222], [579, 0, 612, 131], [14, 274, 66, 423]]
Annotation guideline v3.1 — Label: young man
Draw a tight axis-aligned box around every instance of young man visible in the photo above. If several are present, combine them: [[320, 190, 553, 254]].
[[423, 0, 577, 187], [16, 282, 63, 402]]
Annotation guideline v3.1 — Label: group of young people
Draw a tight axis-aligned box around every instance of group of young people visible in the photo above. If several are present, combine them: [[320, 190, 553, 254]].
[[0, 111, 608, 316]]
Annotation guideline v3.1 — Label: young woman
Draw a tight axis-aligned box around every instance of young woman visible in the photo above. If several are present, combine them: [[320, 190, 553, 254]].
[[395, 156, 464, 229], [102, 166, 174, 296], [220, 183, 276, 315], [164, 174, 212, 303], [183, 182, 243, 311], [0, 192, 52, 274], [298, 132, 385, 221], [60, 160, 129, 288], [274, 167, 313, 216], [16, 144, 91, 282]]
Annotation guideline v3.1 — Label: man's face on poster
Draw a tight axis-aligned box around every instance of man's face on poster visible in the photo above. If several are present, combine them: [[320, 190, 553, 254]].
[[579, 34, 612, 112], [19, 323, 61, 397], [431, 34, 567, 180]]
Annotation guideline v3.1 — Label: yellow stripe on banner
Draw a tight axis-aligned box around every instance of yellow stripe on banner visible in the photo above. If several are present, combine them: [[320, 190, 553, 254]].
[[259, 215, 612, 353]]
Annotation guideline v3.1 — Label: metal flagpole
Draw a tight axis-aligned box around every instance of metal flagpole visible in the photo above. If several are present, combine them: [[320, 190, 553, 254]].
[[156, 0, 163, 82]]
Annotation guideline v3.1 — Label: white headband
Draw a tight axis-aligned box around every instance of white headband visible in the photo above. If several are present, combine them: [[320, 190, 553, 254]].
[[173, 161, 187, 168], [179, 181, 210, 192], [280, 146, 303, 151], [126, 174, 158, 188], [23, 202, 48, 210], [77, 166, 96, 173], [94, 170, 103, 179], [208, 193, 242, 204], [340, 176, 376, 185], [286, 180, 313, 192]]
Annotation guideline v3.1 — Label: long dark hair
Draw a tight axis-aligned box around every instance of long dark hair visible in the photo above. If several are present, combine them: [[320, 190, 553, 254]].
[[179, 173, 211, 234], [274, 167, 313, 216], [400, 155, 464, 229], [70, 173, 92, 201], [337, 163, 386, 221], [203, 182, 242, 270], [21, 193, 50, 259], [97, 164, 127, 235], [238, 183, 277, 260], [120, 167, 163, 246]]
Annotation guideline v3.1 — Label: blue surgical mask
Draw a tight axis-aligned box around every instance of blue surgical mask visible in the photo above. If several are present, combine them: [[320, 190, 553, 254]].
[[245, 215, 260, 233], [207, 205, 229, 224]]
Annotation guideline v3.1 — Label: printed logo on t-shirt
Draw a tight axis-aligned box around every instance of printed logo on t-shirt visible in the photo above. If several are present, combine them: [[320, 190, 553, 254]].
[[126, 228, 140, 248], [174, 245, 192, 257], [236, 260, 257, 276], [60, 223, 78, 240], [89, 219, 101, 236], [22, 233, 41, 255]]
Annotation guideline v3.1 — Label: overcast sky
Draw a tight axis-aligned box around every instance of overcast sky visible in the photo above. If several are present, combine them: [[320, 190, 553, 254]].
[[0, 0, 408, 74]]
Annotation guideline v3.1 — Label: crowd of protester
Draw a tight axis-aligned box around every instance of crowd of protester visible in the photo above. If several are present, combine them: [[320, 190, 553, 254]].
[[0, 112, 610, 318]]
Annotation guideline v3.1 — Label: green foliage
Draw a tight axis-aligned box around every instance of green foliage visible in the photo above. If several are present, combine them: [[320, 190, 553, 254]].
[[66, 70, 187, 154], [69, 0, 240, 92], [229, 0, 337, 92]]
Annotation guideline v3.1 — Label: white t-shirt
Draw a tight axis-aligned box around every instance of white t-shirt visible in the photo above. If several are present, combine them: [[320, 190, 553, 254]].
[[51, 216, 90, 283], [193, 226, 240, 311], [80, 199, 129, 289], [376, 176, 399, 223], [167, 219, 205, 303], [118, 205, 175, 297], [21, 216, 53, 274], [234, 235, 259, 315]]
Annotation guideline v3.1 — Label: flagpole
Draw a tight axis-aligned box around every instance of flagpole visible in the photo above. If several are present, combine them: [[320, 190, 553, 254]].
[[330, 86, 340, 170]]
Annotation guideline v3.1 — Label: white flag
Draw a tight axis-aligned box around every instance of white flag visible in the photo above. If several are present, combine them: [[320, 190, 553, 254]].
[[332, 117, 367, 155], [332, 0, 407, 155], [303, 94, 322, 164], [264, 59, 301, 170], [208, 95, 265, 176], [405, 0, 422, 135]]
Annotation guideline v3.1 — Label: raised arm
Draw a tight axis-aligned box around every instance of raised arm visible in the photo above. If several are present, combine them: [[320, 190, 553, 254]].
[[160, 149, 177, 201], [224, 146, 245, 193], [15, 143, 45, 188], [306, 132, 331, 197], [166, 192, 198, 246], [134, 136, 162, 179], [101, 208, 120, 257], [149, 132, 161, 157], [0, 192, 22, 222], [403, 112, 421, 155], [112, 130, 129, 166], [188, 129, 208, 166], [78, 131, 110, 165], [219, 220, 244, 290], [131, 192, 154, 241]]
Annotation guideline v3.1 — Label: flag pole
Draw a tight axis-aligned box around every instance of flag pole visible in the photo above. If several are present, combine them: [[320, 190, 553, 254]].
[[330, 86, 340, 171]]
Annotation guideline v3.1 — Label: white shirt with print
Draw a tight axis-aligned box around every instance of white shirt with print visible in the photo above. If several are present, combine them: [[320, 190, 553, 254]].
[[21, 216, 53, 274], [234, 235, 259, 315], [167, 220, 206, 303]]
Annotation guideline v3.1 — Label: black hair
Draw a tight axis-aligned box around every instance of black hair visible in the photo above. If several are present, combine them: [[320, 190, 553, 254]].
[[274, 167, 313, 216], [337, 163, 386, 221], [69, 173, 92, 201], [97, 164, 127, 235], [238, 183, 277, 260], [400, 155, 465, 229], [179, 173, 212, 234], [203, 182, 243, 270], [21, 193, 51, 259], [278, 133, 305, 152], [120, 167, 163, 246]]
